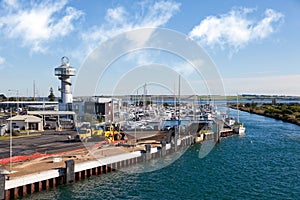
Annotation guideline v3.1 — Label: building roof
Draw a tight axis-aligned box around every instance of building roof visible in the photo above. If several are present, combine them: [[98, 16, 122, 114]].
[[7, 115, 42, 123], [97, 98, 112, 103], [27, 111, 75, 115], [0, 101, 58, 104]]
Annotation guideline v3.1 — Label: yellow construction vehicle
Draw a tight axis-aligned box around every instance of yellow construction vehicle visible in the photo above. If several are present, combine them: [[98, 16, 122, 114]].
[[75, 127, 92, 141], [104, 125, 118, 143], [104, 123, 125, 143], [74, 123, 125, 143], [91, 125, 104, 136]]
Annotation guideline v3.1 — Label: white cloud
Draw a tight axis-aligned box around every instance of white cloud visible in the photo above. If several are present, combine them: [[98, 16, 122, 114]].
[[0, 0, 84, 53], [252, 9, 284, 39], [2, 0, 19, 9], [125, 51, 155, 67], [189, 7, 284, 54], [141, 1, 181, 27], [105, 7, 128, 25], [80, 1, 180, 55], [173, 60, 202, 77]]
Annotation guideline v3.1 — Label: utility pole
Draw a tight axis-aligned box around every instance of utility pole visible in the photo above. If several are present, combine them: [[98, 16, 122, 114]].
[[8, 89, 19, 114], [33, 80, 36, 101]]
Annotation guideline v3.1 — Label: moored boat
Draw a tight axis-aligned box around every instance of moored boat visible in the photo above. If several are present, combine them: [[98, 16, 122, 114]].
[[234, 94, 246, 135], [233, 122, 245, 134]]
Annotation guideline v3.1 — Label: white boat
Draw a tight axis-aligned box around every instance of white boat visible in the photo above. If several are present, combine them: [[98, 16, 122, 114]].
[[233, 122, 245, 134], [224, 100, 235, 126], [224, 117, 235, 127], [204, 112, 214, 121], [233, 94, 246, 135]]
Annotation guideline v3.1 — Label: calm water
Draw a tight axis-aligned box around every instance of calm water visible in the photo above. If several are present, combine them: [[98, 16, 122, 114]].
[[23, 110, 300, 199]]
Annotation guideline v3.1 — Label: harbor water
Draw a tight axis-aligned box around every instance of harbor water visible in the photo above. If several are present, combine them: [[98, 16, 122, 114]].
[[22, 110, 300, 199]]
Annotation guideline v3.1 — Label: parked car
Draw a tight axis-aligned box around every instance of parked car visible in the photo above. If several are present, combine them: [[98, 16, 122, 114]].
[[44, 124, 52, 130]]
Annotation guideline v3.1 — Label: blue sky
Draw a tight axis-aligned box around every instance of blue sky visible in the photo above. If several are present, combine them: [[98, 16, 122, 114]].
[[0, 0, 299, 97]]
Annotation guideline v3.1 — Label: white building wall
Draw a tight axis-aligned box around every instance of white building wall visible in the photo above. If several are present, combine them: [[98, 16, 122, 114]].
[[7, 121, 25, 130]]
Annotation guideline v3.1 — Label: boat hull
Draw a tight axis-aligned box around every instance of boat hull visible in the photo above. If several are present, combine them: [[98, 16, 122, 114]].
[[233, 126, 245, 135]]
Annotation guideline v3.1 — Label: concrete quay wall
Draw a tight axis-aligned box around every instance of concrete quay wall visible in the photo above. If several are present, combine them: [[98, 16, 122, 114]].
[[1, 135, 195, 200]]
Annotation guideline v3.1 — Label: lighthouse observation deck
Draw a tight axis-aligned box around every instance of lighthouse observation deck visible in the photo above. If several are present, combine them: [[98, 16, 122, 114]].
[[54, 56, 76, 77], [54, 67, 76, 76]]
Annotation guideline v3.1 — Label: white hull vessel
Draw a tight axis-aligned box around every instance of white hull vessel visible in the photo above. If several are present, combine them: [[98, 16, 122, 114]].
[[233, 95, 246, 135], [233, 122, 246, 135]]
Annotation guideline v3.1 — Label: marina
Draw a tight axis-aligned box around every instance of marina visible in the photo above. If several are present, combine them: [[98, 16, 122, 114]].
[[1, 56, 299, 200], [0, 57, 248, 200], [1, 108, 299, 200], [3, 54, 300, 199], [0, 0, 299, 199], [0, 73, 247, 199], [0, 100, 244, 199]]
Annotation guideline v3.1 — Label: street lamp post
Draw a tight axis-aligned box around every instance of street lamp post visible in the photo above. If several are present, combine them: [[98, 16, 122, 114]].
[[7, 89, 18, 173], [9, 108, 12, 172]]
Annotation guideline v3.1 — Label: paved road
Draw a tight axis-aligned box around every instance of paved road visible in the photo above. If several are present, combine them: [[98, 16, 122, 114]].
[[0, 130, 85, 159], [0, 130, 167, 159]]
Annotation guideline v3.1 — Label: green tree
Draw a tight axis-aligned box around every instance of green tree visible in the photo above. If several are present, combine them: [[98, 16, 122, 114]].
[[146, 100, 153, 106], [8, 97, 16, 101], [122, 101, 128, 107], [0, 94, 7, 101], [163, 102, 169, 107], [48, 87, 56, 101]]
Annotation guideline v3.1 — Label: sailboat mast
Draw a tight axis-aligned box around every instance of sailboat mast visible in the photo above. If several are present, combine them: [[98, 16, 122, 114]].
[[227, 97, 230, 118], [174, 82, 176, 110], [236, 94, 239, 123], [178, 75, 180, 103], [143, 83, 146, 112]]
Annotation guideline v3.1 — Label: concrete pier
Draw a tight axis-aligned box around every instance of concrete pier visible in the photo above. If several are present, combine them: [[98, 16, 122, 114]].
[[1, 135, 195, 200]]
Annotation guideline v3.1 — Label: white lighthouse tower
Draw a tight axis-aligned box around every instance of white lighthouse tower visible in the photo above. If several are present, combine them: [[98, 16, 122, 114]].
[[54, 56, 76, 111]]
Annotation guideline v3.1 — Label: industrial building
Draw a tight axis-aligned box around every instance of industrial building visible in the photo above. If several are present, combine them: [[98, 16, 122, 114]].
[[6, 115, 43, 131]]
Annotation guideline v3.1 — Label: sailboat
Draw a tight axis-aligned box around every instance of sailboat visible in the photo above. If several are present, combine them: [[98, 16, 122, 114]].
[[233, 94, 246, 135]]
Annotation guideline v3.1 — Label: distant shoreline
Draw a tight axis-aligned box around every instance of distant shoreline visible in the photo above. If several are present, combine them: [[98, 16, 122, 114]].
[[231, 103, 300, 126]]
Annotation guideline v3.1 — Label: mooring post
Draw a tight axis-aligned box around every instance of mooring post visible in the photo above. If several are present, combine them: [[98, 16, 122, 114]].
[[145, 144, 151, 161], [65, 160, 75, 183], [161, 140, 166, 157], [214, 120, 223, 144], [0, 174, 5, 200], [174, 127, 178, 151]]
